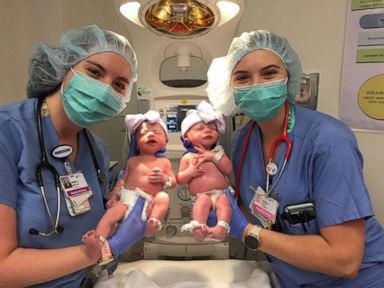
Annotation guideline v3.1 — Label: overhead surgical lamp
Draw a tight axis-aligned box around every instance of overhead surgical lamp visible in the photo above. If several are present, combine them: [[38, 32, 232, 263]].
[[119, 0, 241, 38]]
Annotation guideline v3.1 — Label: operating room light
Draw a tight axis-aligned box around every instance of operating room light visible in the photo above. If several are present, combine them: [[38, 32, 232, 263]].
[[120, 1, 144, 27], [217, 0, 240, 26], [119, 0, 241, 38]]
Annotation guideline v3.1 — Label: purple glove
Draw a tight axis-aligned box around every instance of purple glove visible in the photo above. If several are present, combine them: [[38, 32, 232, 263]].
[[108, 197, 146, 258], [207, 187, 249, 240]]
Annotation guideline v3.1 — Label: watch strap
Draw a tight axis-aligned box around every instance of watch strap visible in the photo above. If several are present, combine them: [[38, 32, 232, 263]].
[[248, 225, 261, 242], [243, 225, 262, 250]]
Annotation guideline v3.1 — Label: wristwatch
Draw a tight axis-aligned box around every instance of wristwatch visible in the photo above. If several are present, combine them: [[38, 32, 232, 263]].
[[243, 225, 261, 250]]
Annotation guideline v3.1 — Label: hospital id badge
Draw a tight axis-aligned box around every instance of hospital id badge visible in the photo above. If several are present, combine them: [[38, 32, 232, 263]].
[[60, 172, 92, 216], [249, 186, 279, 229]]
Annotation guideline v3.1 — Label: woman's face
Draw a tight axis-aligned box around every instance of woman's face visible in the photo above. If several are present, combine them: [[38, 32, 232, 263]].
[[231, 49, 288, 88], [64, 52, 133, 97]]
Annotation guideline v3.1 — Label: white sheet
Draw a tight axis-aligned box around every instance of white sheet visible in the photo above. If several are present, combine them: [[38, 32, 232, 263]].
[[95, 260, 272, 288]]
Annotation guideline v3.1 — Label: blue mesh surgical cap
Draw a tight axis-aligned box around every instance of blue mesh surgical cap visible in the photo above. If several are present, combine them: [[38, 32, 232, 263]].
[[207, 30, 302, 116], [27, 24, 138, 102]]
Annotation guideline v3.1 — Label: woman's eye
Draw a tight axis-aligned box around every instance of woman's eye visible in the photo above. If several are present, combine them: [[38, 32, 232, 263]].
[[231, 73, 251, 87], [262, 68, 280, 79], [86, 67, 102, 78], [112, 80, 127, 94], [234, 75, 249, 83]]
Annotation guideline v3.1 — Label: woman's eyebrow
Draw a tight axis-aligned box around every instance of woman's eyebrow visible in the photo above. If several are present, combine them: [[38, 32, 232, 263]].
[[232, 69, 247, 76], [261, 64, 281, 71], [233, 64, 281, 75], [85, 60, 106, 72]]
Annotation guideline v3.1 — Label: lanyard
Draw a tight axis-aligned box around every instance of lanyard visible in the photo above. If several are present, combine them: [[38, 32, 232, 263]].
[[235, 101, 292, 199], [31, 98, 106, 237]]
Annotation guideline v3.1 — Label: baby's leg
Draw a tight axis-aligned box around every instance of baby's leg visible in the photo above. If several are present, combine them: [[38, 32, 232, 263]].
[[191, 194, 212, 242], [145, 191, 169, 237], [90, 202, 128, 265], [207, 193, 232, 240], [96, 202, 128, 238]]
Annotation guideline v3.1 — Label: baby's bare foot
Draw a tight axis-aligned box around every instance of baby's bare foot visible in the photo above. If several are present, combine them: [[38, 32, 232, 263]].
[[207, 225, 228, 241], [192, 225, 209, 242], [82, 230, 102, 249], [145, 217, 162, 237], [82, 230, 104, 262]]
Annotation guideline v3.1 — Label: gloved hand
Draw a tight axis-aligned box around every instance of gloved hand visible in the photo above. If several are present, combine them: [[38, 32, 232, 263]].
[[207, 187, 249, 240], [108, 197, 146, 258]]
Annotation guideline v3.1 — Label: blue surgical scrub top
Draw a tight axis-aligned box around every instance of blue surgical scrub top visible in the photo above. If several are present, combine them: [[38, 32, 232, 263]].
[[0, 99, 109, 287], [232, 106, 384, 287]]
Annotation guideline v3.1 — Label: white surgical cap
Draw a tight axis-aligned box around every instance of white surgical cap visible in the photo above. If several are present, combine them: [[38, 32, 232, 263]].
[[207, 30, 302, 116], [27, 24, 138, 102]]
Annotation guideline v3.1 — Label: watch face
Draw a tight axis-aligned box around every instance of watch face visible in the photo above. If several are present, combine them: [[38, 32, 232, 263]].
[[244, 235, 260, 250]]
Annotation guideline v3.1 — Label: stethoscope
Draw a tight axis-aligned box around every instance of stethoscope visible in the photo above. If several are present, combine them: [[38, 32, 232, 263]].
[[29, 97, 106, 237], [235, 101, 292, 199]]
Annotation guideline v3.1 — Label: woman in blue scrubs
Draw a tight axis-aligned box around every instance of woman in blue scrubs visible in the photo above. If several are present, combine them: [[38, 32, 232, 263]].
[[207, 30, 384, 287], [0, 25, 146, 287]]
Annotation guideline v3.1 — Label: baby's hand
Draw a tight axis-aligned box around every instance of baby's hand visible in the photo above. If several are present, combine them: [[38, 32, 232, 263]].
[[186, 156, 207, 178], [194, 146, 216, 163], [106, 197, 118, 209], [107, 181, 124, 208], [148, 167, 166, 184], [107, 190, 120, 208]]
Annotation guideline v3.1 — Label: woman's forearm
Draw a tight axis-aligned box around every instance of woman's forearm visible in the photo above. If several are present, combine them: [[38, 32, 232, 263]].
[[0, 245, 96, 287], [257, 220, 364, 277]]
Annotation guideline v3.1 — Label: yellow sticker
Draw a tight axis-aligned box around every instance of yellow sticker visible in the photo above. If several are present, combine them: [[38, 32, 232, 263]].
[[357, 74, 384, 120]]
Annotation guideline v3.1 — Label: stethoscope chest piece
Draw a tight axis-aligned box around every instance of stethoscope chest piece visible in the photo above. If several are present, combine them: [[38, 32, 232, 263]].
[[266, 162, 278, 176]]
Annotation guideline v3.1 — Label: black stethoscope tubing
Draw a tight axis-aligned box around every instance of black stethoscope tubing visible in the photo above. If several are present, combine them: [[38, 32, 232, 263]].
[[30, 97, 105, 237]]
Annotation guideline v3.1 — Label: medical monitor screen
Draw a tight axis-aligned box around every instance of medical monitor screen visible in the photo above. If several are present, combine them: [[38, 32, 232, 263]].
[[166, 105, 196, 133]]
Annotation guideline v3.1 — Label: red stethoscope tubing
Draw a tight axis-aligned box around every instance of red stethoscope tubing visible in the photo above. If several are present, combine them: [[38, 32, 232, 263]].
[[235, 101, 292, 199], [269, 101, 291, 161]]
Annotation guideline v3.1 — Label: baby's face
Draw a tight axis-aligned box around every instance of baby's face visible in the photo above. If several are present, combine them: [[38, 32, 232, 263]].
[[185, 121, 219, 149], [136, 122, 167, 154]]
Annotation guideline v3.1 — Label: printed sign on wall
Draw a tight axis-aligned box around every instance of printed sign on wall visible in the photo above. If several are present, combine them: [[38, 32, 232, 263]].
[[340, 0, 384, 131]]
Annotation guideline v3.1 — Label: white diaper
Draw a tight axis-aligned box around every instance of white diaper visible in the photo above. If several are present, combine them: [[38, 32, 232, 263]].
[[195, 189, 225, 210], [118, 187, 153, 222]]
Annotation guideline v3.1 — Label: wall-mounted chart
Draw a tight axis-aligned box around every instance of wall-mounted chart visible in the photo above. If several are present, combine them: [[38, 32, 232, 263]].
[[340, 0, 384, 131]]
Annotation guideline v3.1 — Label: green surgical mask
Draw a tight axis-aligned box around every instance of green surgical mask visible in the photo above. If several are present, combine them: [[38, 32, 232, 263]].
[[234, 79, 287, 122], [62, 70, 126, 127]]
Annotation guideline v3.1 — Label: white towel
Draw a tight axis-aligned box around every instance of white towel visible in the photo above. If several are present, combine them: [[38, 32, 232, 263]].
[[95, 261, 271, 288]]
